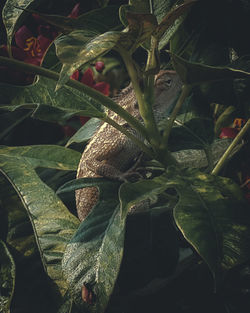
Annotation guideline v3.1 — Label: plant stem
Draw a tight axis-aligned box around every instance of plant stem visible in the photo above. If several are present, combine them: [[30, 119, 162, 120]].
[[161, 84, 191, 149], [118, 48, 161, 147], [212, 118, 250, 175], [0, 56, 147, 139]]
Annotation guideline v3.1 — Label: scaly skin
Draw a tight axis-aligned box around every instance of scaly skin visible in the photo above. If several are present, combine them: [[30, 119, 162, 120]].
[[76, 70, 182, 221]]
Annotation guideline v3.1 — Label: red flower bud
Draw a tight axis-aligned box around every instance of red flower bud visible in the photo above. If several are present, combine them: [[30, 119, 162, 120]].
[[95, 61, 105, 73]]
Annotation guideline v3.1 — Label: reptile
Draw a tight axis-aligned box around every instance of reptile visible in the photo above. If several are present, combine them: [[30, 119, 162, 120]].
[[75, 70, 183, 221]]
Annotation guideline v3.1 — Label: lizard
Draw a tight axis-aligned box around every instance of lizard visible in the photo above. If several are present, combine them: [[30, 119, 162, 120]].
[[75, 70, 183, 221]]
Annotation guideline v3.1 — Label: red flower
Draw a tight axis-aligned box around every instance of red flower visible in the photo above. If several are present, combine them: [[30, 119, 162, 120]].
[[0, 3, 80, 85], [63, 67, 110, 137], [15, 25, 52, 65], [219, 127, 239, 139], [71, 68, 110, 96]]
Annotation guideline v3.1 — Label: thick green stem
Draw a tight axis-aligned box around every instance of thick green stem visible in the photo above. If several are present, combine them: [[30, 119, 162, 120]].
[[118, 48, 160, 147], [0, 56, 147, 139], [212, 118, 250, 175], [161, 84, 191, 149]]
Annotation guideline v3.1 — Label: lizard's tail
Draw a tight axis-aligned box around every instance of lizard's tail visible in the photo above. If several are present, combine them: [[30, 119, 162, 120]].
[[75, 187, 99, 221]]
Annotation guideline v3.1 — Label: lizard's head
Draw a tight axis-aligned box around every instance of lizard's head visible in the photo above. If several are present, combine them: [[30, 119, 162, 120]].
[[153, 70, 183, 121]]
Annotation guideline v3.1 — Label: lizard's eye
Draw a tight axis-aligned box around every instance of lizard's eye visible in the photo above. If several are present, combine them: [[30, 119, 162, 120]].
[[166, 79, 172, 87]]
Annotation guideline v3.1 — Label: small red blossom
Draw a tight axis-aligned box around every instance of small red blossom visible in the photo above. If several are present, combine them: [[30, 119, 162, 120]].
[[95, 61, 105, 73], [71, 68, 110, 96], [219, 127, 239, 139], [0, 3, 80, 85]]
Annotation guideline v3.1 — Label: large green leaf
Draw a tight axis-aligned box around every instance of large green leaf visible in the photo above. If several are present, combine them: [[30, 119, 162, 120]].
[[168, 168, 250, 284], [120, 167, 250, 287], [0, 145, 81, 296], [55, 30, 122, 89], [0, 240, 15, 313], [55, 12, 157, 88], [0, 76, 105, 119], [0, 145, 80, 170], [61, 179, 125, 313], [0, 176, 61, 312], [155, 0, 197, 50]]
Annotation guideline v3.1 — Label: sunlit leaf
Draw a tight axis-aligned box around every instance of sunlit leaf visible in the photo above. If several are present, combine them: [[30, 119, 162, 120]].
[[0, 176, 60, 312], [2, 0, 38, 46], [168, 167, 250, 285], [0, 145, 81, 295], [0, 240, 15, 313], [55, 30, 122, 89], [0, 145, 80, 170]]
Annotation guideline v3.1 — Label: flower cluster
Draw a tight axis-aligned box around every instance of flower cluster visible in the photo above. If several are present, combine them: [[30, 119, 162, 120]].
[[0, 3, 80, 85], [0, 3, 110, 135]]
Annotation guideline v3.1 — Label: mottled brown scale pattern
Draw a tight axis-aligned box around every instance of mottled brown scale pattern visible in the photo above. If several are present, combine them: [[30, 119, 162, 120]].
[[76, 71, 182, 221]]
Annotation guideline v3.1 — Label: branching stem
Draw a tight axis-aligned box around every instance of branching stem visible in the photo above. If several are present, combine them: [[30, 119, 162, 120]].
[[118, 47, 161, 147]]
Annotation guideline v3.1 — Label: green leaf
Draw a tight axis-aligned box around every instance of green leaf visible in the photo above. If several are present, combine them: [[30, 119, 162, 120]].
[[120, 168, 250, 288], [0, 76, 105, 119], [154, 0, 197, 48], [2, 0, 38, 46], [124, 0, 183, 49], [170, 52, 250, 85], [61, 180, 125, 312], [0, 145, 81, 295], [0, 240, 15, 313], [0, 103, 94, 126], [55, 30, 122, 89], [66, 118, 101, 147], [56, 11, 157, 88], [168, 167, 250, 285], [0, 176, 60, 312], [0, 145, 80, 170]]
